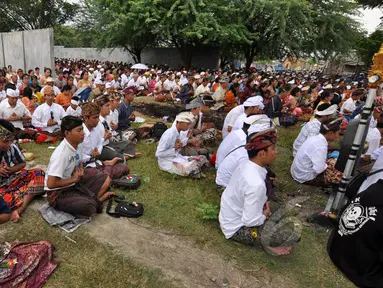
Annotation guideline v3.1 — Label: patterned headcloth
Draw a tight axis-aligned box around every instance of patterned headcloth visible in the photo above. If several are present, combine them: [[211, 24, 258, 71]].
[[0, 125, 13, 140], [245, 128, 277, 151]]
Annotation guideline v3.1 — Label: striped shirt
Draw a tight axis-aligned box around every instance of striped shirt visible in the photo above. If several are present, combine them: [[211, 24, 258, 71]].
[[0, 143, 25, 167], [0, 143, 25, 184]]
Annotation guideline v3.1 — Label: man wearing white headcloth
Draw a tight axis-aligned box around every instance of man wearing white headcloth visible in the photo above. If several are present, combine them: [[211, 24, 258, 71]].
[[0, 89, 31, 129], [293, 103, 337, 157], [231, 96, 270, 131], [66, 96, 82, 117], [216, 115, 273, 193], [156, 112, 209, 178], [88, 78, 106, 102]]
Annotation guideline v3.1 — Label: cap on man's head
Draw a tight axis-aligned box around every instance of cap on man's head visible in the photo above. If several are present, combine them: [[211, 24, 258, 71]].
[[46, 77, 54, 82], [243, 96, 264, 109], [175, 112, 194, 123], [6, 89, 19, 98], [315, 104, 337, 116]]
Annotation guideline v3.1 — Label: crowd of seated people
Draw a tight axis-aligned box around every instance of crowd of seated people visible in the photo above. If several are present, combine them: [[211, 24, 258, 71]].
[[1, 60, 383, 280]]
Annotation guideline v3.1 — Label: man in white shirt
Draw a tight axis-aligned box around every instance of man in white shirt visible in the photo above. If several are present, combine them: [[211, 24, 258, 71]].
[[354, 104, 383, 161], [219, 129, 296, 255], [0, 89, 31, 129], [293, 103, 337, 157], [211, 78, 228, 110], [194, 77, 211, 97], [216, 116, 273, 188], [231, 96, 266, 131], [80, 102, 129, 179], [222, 104, 244, 139], [163, 74, 176, 92], [127, 74, 141, 89], [66, 96, 82, 117], [121, 69, 131, 88], [291, 117, 342, 186], [155, 112, 208, 178], [0, 81, 6, 102], [32, 86, 66, 135], [45, 115, 115, 216], [341, 89, 362, 120], [40, 77, 61, 96]]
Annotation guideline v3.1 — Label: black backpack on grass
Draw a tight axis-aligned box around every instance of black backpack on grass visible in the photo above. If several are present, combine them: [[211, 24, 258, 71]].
[[106, 198, 144, 218], [150, 122, 168, 140]]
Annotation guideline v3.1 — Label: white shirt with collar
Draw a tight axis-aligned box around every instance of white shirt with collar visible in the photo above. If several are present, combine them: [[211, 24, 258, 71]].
[[293, 118, 321, 157], [341, 98, 356, 114], [44, 139, 83, 191], [98, 115, 109, 145], [40, 85, 61, 96], [216, 146, 248, 187], [32, 102, 66, 133], [358, 148, 383, 193], [155, 125, 188, 172], [216, 129, 246, 169], [66, 105, 82, 117], [222, 105, 244, 139], [291, 133, 328, 183], [164, 79, 176, 91], [127, 78, 140, 89], [0, 90, 6, 101], [219, 160, 268, 239], [81, 123, 104, 167], [194, 84, 210, 96], [106, 109, 119, 136], [0, 99, 31, 129], [354, 114, 381, 156]]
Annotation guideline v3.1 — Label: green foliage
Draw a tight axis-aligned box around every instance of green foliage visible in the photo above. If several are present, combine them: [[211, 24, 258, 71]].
[[356, 29, 383, 67], [196, 202, 219, 220], [358, 0, 383, 8], [79, 0, 161, 63], [0, 0, 78, 31], [303, 0, 363, 61]]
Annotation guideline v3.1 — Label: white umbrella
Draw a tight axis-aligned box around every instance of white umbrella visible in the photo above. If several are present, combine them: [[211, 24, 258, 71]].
[[131, 63, 149, 70]]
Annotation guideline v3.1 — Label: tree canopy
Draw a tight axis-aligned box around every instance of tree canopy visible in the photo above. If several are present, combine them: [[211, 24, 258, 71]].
[[0, 0, 374, 70], [0, 0, 78, 31]]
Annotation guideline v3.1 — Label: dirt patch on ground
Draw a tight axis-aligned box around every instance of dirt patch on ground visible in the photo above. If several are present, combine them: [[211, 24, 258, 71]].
[[85, 214, 295, 288]]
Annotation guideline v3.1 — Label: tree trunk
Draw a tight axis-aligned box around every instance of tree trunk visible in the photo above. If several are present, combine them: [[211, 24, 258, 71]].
[[243, 42, 256, 73]]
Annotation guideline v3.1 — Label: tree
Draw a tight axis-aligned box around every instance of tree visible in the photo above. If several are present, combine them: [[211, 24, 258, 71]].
[[159, 0, 249, 69], [358, 0, 383, 8], [356, 29, 383, 67], [302, 0, 363, 62], [236, 0, 312, 72], [79, 0, 160, 63], [0, 0, 78, 31]]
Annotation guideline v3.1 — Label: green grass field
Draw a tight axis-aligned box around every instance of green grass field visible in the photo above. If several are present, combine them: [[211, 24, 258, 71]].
[[1, 114, 354, 288]]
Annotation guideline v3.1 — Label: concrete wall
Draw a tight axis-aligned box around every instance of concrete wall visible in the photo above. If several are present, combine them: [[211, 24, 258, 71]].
[[54, 46, 220, 69], [0, 28, 54, 72]]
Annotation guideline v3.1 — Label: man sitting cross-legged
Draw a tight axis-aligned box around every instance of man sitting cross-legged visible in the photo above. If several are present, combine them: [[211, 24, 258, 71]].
[[45, 116, 115, 217], [0, 123, 45, 222], [95, 95, 141, 161], [156, 112, 208, 178], [291, 117, 343, 187], [293, 103, 337, 157], [81, 102, 129, 180], [32, 86, 66, 139], [219, 129, 299, 255]]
